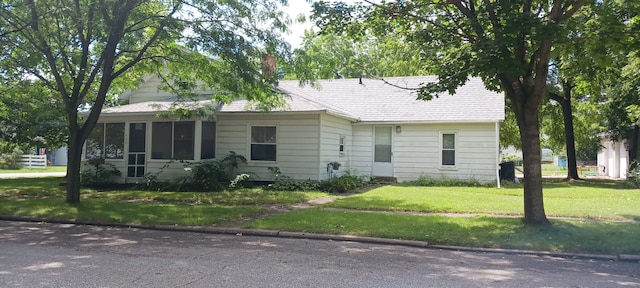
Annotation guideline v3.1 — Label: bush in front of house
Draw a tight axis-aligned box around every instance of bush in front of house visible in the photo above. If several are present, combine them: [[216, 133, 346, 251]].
[[0, 148, 24, 170], [80, 162, 122, 186], [406, 176, 490, 187], [319, 172, 369, 193], [181, 152, 251, 192], [265, 171, 368, 193]]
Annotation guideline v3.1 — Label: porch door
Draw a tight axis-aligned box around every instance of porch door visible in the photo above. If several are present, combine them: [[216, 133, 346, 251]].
[[372, 126, 393, 177], [127, 123, 146, 178]]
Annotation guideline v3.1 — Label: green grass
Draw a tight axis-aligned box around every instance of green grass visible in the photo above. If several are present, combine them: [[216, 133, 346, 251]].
[[245, 209, 640, 255], [326, 180, 640, 221], [0, 177, 329, 225], [1, 177, 639, 255], [0, 166, 67, 173], [0, 197, 262, 226]]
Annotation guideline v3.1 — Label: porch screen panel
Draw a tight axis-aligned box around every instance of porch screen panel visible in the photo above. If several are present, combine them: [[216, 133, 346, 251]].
[[105, 123, 124, 159], [201, 121, 216, 159], [173, 122, 194, 160], [129, 123, 146, 153], [152, 122, 172, 159], [85, 123, 104, 159]]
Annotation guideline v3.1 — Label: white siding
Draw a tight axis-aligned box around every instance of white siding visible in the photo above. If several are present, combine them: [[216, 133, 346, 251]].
[[318, 114, 353, 180], [350, 125, 374, 176], [351, 122, 499, 183], [216, 113, 322, 181], [127, 75, 212, 104]]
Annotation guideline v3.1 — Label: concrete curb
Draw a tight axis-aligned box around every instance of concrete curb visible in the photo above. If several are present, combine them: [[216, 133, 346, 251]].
[[2, 216, 638, 263]]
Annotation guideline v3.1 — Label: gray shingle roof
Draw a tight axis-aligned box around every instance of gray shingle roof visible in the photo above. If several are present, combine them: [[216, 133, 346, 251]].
[[105, 76, 504, 123], [274, 76, 504, 122]]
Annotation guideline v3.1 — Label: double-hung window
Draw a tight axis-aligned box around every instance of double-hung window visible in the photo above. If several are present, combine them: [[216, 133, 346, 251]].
[[250, 126, 276, 161], [85, 123, 125, 159], [441, 132, 456, 166], [151, 121, 195, 160]]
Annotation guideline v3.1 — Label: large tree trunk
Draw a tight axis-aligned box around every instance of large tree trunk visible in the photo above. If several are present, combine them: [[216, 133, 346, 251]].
[[549, 81, 580, 180], [630, 124, 640, 170], [66, 127, 84, 203], [518, 107, 551, 225]]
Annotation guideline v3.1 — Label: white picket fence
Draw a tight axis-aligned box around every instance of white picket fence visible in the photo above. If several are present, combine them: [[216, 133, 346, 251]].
[[19, 155, 47, 169]]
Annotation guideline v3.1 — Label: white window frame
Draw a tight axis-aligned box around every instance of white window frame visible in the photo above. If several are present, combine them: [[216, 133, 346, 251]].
[[439, 131, 457, 169], [248, 124, 278, 164]]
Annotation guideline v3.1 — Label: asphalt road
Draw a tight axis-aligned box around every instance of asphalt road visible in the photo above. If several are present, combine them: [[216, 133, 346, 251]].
[[0, 221, 638, 288]]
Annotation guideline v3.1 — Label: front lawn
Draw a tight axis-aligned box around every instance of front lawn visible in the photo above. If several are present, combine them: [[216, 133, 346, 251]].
[[245, 209, 640, 254], [1, 177, 638, 255], [326, 180, 640, 221]]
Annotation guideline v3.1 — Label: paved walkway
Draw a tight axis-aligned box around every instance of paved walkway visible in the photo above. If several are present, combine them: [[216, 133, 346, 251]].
[[0, 172, 66, 179]]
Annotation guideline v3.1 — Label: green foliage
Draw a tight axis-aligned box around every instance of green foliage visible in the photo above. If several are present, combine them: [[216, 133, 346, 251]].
[[265, 175, 322, 192], [80, 162, 122, 186], [0, 80, 67, 153], [319, 172, 368, 193], [624, 161, 640, 188], [405, 176, 490, 188], [265, 170, 367, 193], [187, 152, 249, 191], [0, 0, 292, 202], [285, 32, 429, 80], [501, 154, 523, 166], [0, 148, 24, 170]]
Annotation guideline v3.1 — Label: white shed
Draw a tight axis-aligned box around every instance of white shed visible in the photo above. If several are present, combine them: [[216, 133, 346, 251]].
[[597, 138, 628, 179]]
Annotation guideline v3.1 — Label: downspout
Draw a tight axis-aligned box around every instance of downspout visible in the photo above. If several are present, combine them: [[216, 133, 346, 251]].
[[496, 122, 501, 188]]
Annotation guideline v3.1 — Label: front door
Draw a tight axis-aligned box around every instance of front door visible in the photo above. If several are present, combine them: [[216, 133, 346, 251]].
[[127, 122, 146, 178], [372, 126, 393, 177]]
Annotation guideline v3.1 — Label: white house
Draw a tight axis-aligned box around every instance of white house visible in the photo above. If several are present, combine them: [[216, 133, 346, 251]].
[[84, 76, 505, 184], [597, 137, 628, 179]]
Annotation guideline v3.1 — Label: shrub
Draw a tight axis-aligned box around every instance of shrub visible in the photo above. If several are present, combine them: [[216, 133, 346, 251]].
[[406, 176, 490, 187], [265, 175, 321, 191], [183, 152, 249, 192], [624, 161, 640, 188], [0, 148, 24, 170], [319, 172, 368, 193], [80, 162, 121, 186]]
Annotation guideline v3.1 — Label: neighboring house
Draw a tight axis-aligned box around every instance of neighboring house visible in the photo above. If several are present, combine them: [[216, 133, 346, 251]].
[[597, 137, 628, 179], [84, 76, 505, 184]]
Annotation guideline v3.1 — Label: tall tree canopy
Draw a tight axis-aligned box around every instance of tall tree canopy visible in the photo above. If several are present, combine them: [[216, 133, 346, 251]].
[[285, 31, 429, 80], [0, 0, 290, 203], [312, 0, 590, 225], [0, 80, 67, 153]]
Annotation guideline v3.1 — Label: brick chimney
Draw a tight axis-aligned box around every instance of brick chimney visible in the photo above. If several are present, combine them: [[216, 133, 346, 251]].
[[261, 54, 276, 81]]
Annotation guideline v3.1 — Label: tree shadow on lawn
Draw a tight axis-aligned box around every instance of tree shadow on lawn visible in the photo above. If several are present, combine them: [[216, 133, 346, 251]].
[[249, 209, 640, 255]]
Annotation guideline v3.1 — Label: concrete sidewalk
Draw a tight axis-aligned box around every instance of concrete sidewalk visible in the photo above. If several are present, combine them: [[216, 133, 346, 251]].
[[0, 172, 66, 179]]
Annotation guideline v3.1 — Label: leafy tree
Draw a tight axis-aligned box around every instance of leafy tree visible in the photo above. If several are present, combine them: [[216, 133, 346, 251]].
[[0, 0, 289, 203], [312, 0, 591, 225], [0, 80, 67, 153], [285, 31, 429, 80]]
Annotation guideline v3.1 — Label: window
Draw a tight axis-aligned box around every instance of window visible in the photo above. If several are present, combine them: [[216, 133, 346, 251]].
[[151, 121, 195, 160], [441, 133, 456, 166], [250, 126, 276, 161], [201, 121, 216, 159], [339, 135, 345, 152], [85, 123, 124, 159]]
